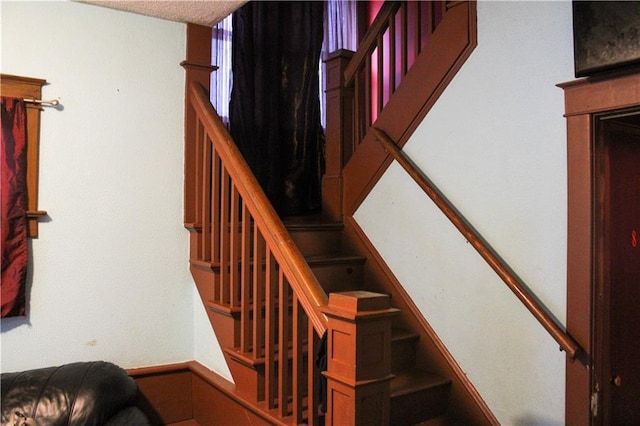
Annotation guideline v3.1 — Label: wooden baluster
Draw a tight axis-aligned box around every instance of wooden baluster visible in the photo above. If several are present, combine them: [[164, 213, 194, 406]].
[[364, 56, 372, 132], [435, 0, 445, 27], [202, 134, 212, 263], [400, 2, 408, 77], [194, 119, 203, 259], [354, 70, 362, 145], [278, 272, 290, 417], [376, 32, 384, 115], [292, 294, 304, 423], [265, 251, 277, 409], [229, 184, 241, 308], [220, 167, 230, 305], [253, 230, 265, 360], [412, 1, 420, 61], [211, 150, 221, 301], [308, 323, 321, 426], [240, 204, 252, 353], [389, 14, 396, 95]]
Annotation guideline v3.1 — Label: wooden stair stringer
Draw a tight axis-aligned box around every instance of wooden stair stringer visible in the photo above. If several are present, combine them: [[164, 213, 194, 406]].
[[340, 214, 499, 425], [189, 263, 257, 398]]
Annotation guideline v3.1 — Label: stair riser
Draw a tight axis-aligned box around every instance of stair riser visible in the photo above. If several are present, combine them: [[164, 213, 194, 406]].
[[391, 337, 418, 372], [390, 383, 451, 425], [310, 262, 364, 293], [289, 228, 342, 257], [227, 351, 310, 407]]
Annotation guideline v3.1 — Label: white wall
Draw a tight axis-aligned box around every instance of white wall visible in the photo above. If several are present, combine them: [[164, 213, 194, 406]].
[[355, 2, 573, 424], [0, 1, 228, 379]]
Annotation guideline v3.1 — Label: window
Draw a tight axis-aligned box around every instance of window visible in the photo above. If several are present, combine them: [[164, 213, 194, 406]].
[[210, 1, 359, 129]]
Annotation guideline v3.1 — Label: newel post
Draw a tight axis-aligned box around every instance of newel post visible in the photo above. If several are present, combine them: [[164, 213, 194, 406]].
[[321, 291, 399, 425], [323, 49, 354, 221], [181, 24, 217, 225]]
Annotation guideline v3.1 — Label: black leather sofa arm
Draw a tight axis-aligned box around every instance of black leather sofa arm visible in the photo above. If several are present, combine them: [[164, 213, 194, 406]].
[[1, 361, 149, 426]]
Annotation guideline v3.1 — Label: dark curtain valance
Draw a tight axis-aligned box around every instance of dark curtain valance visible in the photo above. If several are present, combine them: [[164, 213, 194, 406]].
[[230, 1, 325, 216]]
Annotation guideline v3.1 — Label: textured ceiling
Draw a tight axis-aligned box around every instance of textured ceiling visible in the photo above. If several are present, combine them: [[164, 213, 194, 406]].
[[79, 0, 247, 27]]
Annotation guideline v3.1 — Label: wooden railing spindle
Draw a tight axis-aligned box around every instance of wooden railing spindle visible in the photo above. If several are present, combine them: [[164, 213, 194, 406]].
[[278, 271, 291, 417], [389, 15, 397, 95], [265, 250, 277, 409], [240, 204, 252, 352], [292, 295, 304, 423], [220, 168, 231, 305], [253, 230, 265, 359], [376, 34, 384, 114], [308, 324, 320, 426], [229, 185, 241, 307], [194, 119, 204, 249], [201, 134, 212, 262], [400, 3, 408, 77]]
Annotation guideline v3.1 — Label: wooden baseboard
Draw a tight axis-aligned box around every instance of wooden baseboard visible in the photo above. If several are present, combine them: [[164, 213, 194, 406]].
[[128, 363, 194, 425], [128, 361, 282, 426]]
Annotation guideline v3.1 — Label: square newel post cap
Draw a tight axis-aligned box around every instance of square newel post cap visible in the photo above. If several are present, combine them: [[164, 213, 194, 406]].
[[323, 291, 399, 320]]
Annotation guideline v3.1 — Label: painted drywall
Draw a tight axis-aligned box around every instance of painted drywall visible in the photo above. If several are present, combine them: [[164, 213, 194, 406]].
[[355, 1, 573, 424], [0, 1, 229, 380]]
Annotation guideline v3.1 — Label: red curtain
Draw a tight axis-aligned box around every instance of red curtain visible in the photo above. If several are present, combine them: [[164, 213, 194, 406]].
[[1, 97, 28, 318]]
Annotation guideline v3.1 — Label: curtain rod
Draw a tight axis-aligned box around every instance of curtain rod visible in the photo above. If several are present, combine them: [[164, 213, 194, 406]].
[[24, 97, 59, 107]]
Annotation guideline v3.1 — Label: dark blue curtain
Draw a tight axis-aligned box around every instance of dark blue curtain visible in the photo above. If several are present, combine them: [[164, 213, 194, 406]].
[[229, 1, 325, 216]]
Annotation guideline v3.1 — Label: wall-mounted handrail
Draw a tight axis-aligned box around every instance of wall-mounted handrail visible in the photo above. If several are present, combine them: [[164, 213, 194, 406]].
[[371, 126, 584, 362]]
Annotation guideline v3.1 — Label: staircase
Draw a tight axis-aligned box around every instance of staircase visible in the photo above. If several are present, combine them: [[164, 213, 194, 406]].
[[284, 216, 452, 424], [182, 1, 492, 424]]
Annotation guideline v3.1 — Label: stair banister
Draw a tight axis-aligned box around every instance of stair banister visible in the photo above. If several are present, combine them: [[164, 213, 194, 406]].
[[344, 1, 401, 87], [189, 81, 329, 335], [371, 126, 584, 362]]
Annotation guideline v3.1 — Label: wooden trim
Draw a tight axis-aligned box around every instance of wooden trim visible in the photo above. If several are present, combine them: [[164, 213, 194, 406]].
[[180, 61, 219, 73], [183, 24, 214, 225], [128, 361, 284, 425], [128, 363, 194, 425], [341, 215, 499, 424], [1, 73, 49, 237], [560, 71, 640, 425]]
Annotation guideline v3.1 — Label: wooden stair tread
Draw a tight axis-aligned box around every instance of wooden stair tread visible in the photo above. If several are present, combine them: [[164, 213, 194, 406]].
[[282, 214, 342, 226], [305, 254, 366, 265], [191, 253, 363, 270], [390, 369, 451, 398], [392, 327, 420, 343], [224, 341, 309, 367], [284, 220, 343, 231]]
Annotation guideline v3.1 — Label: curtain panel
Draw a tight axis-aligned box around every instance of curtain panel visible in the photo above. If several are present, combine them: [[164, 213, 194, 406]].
[[1, 97, 28, 318], [229, 1, 325, 216]]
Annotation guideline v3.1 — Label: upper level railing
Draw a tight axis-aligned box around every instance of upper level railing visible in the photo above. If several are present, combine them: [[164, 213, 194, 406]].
[[187, 81, 328, 423], [371, 126, 584, 362], [344, 1, 447, 145]]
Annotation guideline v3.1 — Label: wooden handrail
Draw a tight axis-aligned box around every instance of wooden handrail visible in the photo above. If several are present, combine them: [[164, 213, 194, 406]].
[[371, 126, 584, 362], [189, 82, 329, 336]]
